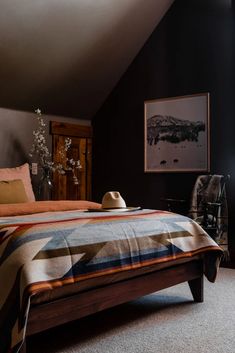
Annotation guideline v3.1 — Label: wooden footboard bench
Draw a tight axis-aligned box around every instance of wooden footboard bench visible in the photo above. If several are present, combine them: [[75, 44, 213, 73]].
[[20, 260, 204, 353]]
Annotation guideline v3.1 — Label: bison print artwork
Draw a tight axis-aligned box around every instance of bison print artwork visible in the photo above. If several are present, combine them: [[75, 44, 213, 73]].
[[144, 94, 210, 173]]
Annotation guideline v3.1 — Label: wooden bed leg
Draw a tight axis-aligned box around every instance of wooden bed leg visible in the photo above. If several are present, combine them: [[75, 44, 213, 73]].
[[188, 276, 204, 302]]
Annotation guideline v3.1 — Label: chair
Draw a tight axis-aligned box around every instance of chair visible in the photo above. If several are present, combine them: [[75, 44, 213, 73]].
[[162, 175, 229, 245]]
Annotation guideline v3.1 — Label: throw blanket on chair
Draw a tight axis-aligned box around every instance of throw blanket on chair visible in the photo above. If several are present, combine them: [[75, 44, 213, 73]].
[[188, 175, 228, 250]]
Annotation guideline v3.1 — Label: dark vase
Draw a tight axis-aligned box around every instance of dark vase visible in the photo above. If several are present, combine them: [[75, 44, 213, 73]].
[[38, 167, 53, 200]]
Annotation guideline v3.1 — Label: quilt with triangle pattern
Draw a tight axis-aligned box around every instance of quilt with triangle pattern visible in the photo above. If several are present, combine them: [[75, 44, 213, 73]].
[[0, 208, 223, 353]]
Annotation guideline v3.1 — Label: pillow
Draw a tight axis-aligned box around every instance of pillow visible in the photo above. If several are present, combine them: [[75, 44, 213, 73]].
[[0, 200, 102, 217], [0, 179, 28, 204], [0, 163, 35, 201]]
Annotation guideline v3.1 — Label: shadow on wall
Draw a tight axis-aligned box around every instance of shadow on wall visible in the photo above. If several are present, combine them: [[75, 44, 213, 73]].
[[0, 130, 29, 168]]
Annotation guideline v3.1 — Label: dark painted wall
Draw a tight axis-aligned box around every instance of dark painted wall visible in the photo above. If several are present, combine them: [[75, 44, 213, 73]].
[[92, 0, 235, 251]]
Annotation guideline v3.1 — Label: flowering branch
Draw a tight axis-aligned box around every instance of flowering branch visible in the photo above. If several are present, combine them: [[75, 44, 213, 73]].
[[29, 109, 53, 169], [29, 109, 82, 185], [57, 137, 82, 185]]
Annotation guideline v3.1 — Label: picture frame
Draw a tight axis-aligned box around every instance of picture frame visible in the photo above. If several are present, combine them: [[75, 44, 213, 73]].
[[144, 93, 210, 173]]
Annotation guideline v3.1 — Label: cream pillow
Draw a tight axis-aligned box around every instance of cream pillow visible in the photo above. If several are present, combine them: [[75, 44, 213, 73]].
[[0, 163, 35, 202], [0, 179, 28, 204]]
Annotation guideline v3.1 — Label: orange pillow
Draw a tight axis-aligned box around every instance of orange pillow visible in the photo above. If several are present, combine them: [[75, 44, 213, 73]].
[[0, 163, 35, 202], [0, 179, 28, 204]]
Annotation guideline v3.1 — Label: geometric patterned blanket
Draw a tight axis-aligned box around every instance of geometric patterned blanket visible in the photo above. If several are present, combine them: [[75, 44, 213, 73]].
[[0, 208, 223, 353]]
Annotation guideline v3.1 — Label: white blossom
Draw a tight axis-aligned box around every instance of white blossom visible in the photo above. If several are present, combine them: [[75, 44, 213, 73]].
[[29, 109, 82, 185]]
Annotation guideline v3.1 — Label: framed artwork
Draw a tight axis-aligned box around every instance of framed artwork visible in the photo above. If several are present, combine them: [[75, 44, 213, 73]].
[[144, 93, 210, 173]]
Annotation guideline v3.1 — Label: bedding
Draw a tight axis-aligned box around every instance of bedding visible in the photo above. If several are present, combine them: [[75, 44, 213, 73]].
[[0, 200, 101, 217], [0, 180, 28, 204], [0, 201, 223, 353], [0, 164, 35, 202]]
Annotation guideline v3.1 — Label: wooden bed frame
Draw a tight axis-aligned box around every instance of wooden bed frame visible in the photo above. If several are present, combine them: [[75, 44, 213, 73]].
[[20, 260, 204, 353]]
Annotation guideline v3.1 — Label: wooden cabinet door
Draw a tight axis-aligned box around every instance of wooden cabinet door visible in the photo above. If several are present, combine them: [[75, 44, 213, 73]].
[[51, 122, 92, 201]]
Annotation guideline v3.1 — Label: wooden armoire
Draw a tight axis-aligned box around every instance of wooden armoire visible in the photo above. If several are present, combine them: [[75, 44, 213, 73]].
[[50, 121, 92, 200]]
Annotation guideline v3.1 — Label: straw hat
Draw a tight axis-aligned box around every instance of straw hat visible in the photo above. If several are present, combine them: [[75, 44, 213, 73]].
[[102, 191, 127, 210], [86, 191, 140, 212]]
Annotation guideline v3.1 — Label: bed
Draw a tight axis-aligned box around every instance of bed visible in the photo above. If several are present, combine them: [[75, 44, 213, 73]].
[[0, 200, 223, 353]]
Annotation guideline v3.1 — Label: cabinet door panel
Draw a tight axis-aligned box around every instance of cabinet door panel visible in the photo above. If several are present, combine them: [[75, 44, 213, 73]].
[[52, 129, 92, 200]]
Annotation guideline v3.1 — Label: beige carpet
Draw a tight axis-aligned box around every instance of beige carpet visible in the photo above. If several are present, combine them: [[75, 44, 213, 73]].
[[28, 268, 235, 353]]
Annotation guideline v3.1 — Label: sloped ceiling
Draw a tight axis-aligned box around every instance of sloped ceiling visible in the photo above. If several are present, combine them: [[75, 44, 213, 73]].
[[0, 0, 174, 119]]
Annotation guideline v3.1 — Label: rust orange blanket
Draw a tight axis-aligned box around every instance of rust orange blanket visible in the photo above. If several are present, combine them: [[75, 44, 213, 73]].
[[0, 204, 222, 353]]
